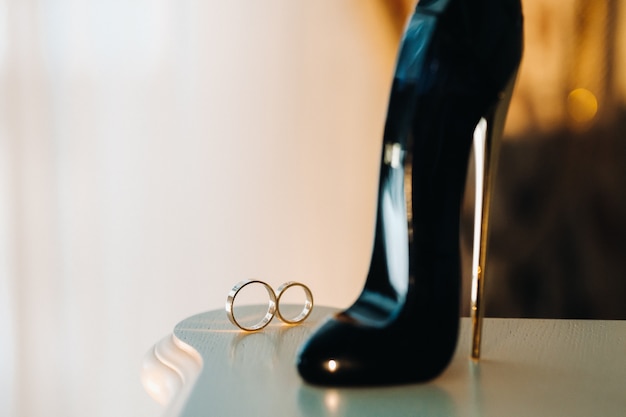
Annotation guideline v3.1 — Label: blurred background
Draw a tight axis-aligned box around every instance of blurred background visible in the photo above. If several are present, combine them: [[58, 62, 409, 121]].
[[460, 0, 626, 318], [0, 0, 624, 416]]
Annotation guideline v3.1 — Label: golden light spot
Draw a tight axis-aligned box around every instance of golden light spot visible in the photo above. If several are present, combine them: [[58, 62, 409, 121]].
[[326, 359, 338, 372], [323, 390, 341, 413], [567, 88, 598, 123]]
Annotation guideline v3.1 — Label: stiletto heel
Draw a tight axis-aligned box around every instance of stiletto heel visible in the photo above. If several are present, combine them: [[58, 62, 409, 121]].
[[470, 74, 518, 360], [297, 0, 523, 386]]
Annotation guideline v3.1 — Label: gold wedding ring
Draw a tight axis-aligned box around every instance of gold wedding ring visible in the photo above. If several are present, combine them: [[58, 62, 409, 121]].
[[226, 280, 277, 331], [275, 281, 314, 325], [225, 280, 314, 331]]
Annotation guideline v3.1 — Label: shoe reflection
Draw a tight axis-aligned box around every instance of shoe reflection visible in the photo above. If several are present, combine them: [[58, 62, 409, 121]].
[[297, 383, 456, 417]]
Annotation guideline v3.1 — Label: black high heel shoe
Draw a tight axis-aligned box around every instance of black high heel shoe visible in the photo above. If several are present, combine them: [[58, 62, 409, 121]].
[[296, 0, 523, 386]]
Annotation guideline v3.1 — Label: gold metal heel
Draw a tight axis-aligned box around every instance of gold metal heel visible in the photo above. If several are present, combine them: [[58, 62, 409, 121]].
[[470, 74, 518, 360]]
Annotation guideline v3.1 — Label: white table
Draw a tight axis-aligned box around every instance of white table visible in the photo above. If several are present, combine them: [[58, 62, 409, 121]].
[[142, 305, 626, 416]]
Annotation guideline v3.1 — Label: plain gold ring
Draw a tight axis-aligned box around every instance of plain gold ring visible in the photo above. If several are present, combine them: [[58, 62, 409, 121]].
[[225, 280, 277, 331], [275, 281, 314, 325]]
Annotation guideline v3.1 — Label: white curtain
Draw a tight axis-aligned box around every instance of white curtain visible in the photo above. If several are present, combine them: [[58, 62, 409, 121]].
[[0, 1, 401, 416]]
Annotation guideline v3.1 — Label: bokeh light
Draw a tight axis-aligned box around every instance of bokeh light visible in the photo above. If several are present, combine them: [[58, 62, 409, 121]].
[[567, 88, 599, 123]]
